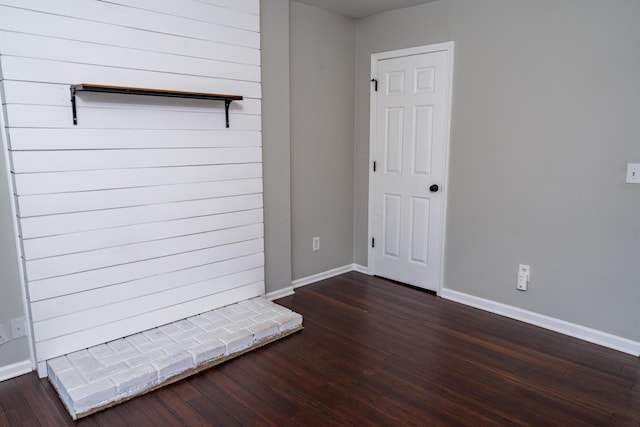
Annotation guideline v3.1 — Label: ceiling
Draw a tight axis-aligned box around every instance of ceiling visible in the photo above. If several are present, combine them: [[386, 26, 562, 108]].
[[294, 0, 439, 19]]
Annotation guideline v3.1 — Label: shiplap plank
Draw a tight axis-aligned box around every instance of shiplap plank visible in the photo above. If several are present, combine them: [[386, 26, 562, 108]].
[[2, 0, 265, 363], [14, 163, 263, 195], [25, 223, 263, 281], [196, 0, 259, 15], [7, 101, 262, 131], [35, 281, 264, 361], [12, 147, 262, 173], [0, 6, 260, 61], [20, 194, 263, 239], [19, 178, 262, 217], [9, 128, 261, 151], [1, 57, 261, 99], [3, 82, 262, 117], [0, 32, 261, 83], [0, 0, 259, 37], [31, 253, 264, 321], [23, 209, 263, 260], [1, 81, 69, 106], [34, 270, 264, 341], [28, 239, 263, 302], [5, 104, 260, 131], [105, 0, 259, 31]]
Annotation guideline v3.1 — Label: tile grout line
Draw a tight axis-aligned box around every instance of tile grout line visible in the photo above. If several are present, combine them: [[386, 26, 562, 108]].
[[46, 297, 303, 420]]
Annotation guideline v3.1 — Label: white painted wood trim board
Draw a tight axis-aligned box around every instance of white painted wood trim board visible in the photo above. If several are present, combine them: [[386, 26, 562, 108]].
[[266, 263, 640, 357], [0, 360, 33, 383], [440, 288, 640, 357], [264, 264, 369, 301]]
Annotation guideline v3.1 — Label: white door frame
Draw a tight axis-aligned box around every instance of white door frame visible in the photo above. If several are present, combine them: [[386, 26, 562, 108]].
[[367, 41, 454, 294]]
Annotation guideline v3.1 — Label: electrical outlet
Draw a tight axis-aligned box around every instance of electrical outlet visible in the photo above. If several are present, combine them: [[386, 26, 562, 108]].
[[0, 325, 9, 345], [517, 264, 530, 291], [312, 236, 320, 251], [626, 163, 640, 184], [11, 317, 26, 339]]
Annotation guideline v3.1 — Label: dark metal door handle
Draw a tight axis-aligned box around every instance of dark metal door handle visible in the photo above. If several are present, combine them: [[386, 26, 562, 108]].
[[429, 184, 439, 192]]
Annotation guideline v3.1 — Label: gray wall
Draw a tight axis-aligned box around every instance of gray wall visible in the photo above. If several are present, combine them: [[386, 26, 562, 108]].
[[261, 0, 293, 293], [3, 0, 638, 374], [354, 0, 640, 341], [290, 2, 355, 280], [0, 121, 30, 366]]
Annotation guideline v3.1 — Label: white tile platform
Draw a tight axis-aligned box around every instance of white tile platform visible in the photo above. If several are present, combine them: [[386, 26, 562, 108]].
[[47, 297, 303, 420]]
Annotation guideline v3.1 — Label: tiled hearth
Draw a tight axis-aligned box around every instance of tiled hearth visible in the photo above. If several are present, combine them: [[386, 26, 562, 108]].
[[47, 298, 303, 419]]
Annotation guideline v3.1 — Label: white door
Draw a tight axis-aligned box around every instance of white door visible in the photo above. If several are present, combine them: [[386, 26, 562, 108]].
[[370, 45, 452, 292]]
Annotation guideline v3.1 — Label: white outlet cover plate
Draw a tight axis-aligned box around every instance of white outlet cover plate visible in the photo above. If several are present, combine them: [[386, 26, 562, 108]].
[[626, 163, 640, 184], [11, 318, 26, 338], [517, 273, 528, 291]]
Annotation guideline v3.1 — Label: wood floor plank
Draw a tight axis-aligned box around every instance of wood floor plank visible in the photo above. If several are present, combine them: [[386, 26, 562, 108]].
[[99, 396, 153, 427], [189, 369, 270, 427], [185, 394, 243, 427], [168, 379, 201, 402], [15, 374, 76, 427], [133, 392, 187, 427], [154, 386, 212, 426], [0, 271, 638, 425], [206, 369, 292, 426]]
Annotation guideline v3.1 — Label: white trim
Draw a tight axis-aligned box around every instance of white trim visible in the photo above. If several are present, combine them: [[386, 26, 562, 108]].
[[292, 264, 357, 289], [439, 43, 455, 297], [0, 76, 37, 371], [367, 42, 455, 294], [266, 264, 369, 300], [37, 361, 47, 378], [353, 264, 370, 275], [372, 42, 455, 61], [264, 287, 295, 301], [367, 53, 376, 275], [0, 360, 33, 382], [440, 288, 640, 357]]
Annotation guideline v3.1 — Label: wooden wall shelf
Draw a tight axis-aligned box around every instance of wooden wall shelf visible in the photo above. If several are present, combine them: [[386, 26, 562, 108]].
[[70, 84, 244, 128]]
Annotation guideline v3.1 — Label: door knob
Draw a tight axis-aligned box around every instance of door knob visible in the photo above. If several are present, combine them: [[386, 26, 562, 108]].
[[429, 184, 439, 192]]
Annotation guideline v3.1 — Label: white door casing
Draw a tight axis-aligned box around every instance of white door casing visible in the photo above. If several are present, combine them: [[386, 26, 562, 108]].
[[368, 43, 454, 293]]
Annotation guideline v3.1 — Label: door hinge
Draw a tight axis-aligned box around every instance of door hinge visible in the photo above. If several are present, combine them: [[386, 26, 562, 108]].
[[373, 161, 377, 172], [371, 237, 375, 248], [371, 78, 378, 92]]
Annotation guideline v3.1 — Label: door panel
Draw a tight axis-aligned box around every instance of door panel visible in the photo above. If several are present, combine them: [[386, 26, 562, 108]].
[[385, 107, 404, 174], [372, 49, 450, 291], [410, 197, 429, 265], [413, 105, 433, 176], [383, 194, 401, 259]]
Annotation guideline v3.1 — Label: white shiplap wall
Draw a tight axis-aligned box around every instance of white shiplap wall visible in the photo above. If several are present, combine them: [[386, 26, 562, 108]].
[[0, 0, 263, 368]]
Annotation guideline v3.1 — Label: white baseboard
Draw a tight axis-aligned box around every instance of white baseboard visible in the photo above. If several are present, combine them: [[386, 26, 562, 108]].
[[440, 288, 640, 357], [264, 286, 295, 301], [292, 264, 358, 289], [266, 264, 371, 301], [0, 360, 33, 382], [353, 264, 370, 274]]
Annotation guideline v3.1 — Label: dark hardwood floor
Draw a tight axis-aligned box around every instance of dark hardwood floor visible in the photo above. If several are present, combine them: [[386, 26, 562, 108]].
[[1, 272, 638, 426]]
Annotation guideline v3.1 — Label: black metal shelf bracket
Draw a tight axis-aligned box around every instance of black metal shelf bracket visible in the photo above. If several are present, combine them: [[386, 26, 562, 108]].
[[70, 84, 243, 128]]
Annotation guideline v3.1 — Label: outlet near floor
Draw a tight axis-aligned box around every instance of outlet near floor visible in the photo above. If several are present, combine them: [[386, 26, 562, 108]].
[[312, 237, 320, 251], [11, 317, 27, 338], [517, 264, 530, 291]]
